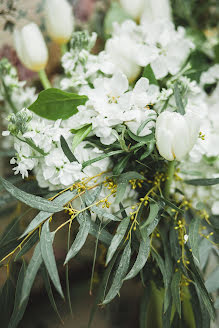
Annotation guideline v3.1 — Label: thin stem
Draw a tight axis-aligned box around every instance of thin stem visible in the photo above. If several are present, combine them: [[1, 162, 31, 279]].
[[38, 69, 52, 89], [1, 79, 17, 113], [164, 160, 175, 199], [61, 43, 68, 55]]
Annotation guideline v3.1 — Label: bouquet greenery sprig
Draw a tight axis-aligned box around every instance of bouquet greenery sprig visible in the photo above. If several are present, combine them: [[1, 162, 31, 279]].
[[0, 0, 218, 327]]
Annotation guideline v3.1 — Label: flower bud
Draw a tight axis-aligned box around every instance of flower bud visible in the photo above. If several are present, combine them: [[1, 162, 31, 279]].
[[44, 0, 74, 45], [120, 0, 145, 21], [141, 0, 172, 26], [13, 23, 48, 72], [155, 111, 200, 161]]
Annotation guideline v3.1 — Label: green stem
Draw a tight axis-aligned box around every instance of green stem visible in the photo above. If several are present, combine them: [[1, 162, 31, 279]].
[[61, 43, 68, 55], [164, 160, 175, 199], [1, 79, 17, 113], [38, 69, 51, 89]]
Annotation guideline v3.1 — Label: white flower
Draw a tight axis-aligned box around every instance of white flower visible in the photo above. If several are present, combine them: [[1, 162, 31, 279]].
[[155, 111, 200, 161], [141, 0, 172, 26], [44, 0, 74, 45], [13, 23, 48, 72], [120, 0, 145, 20]]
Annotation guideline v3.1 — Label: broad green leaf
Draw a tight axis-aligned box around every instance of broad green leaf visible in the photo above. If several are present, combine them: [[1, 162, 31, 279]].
[[40, 265, 63, 323], [0, 277, 15, 327], [82, 150, 124, 169], [140, 212, 161, 240], [15, 231, 39, 261], [162, 298, 172, 328], [174, 82, 185, 115], [21, 189, 77, 238], [72, 124, 92, 152], [189, 217, 200, 265], [0, 176, 63, 213], [8, 262, 28, 328], [185, 177, 219, 186], [205, 266, 219, 293], [199, 238, 212, 270], [60, 135, 77, 162], [20, 243, 43, 306], [104, 2, 131, 37], [171, 271, 181, 317], [40, 220, 64, 298], [64, 211, 91, 264], [124, 236, 150, 281], [140, 202, 159, 230], [84, 185, 102, 206], [106, 217, 130, 265], [91, 206, 121, 222], [102, 242, 131, 305], [28, 88, 88, 120], [142, 64, 158, 85]]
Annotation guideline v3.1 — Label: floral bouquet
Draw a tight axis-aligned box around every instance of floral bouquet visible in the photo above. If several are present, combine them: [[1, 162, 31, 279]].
[[0, 0, 218, 327]]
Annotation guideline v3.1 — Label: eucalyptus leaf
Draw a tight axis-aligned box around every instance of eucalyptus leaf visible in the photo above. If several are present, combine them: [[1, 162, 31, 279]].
[[102, 242, 131, 305], [189, 217, 200, 265], [82, 150, 124, 169], [20, 243, 43, 306], [171, 271, 181, 317], [174, 82, 185, 115], [60, 135, 77, 162], [0, 176, 63, 213], [106, 217, 130, 265], [40, 220, 64, 298], [205, 266, 219, 293], [0, 277, 15, 327], [28, 88, 88, 120], [115, 171, 145, 204], [185, 177, 219, 186], [72, 124, 92, 152], [64, 211, 91, 264], [91, 206, 121, 222], [15, 231, 39, 261], [84, 185, 102, 206], [124, 236, 150, 281]]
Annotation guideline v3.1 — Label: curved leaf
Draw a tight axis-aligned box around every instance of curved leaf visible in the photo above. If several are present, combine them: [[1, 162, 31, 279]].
[[40, 220, 64, 298], [189, 217, 200, 265], [28, 88, 88, 120], [124, 236, 150, 281], [171, 271, 181, 317], [106, 217, 130, 265], [72, 124, 92, 152], [64, 211, 91, 264]]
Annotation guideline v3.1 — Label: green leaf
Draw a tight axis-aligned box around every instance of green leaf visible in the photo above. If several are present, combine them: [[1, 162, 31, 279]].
[[214, 297, 219, 309], [139, 286, 151, 328], [60, 135, 77, 162], [113, 154, 131, 175], [189, 217, 200, 265], [0, 176, 63, 213], [21, 189, 77, 237], [214, 43, 219, 63], [91, 206, 121, 222], [84, 185, 102, 206], [140, 142, 155, 160], [0, 277, 15, 327], [106, 217, 130, 265], [128, 129, 154, 143], [40, 220, 64, 298], [104, 2, 131, 37], [152, 249, 167, 287], [115, 171, 145, 204], [28, 88, 88, 120], [142, 64, 158, 85], [140, 202, 159, 230], [124, 236, 150, 281], [205, 266, 219, 293], [159, 196, 184, 214], [40, 265, 63, 323], [174, 82, 185, 115], [64, 211, 91, 264], [102, 242, 131, 305], [82, 150, 124, 169], [72, 124, 92, 153], [8, 262, 28, 328], [140, 209, 161, 240], [15, 231, 39, 261], [171, 271, 181, 317], [185, 177, 219, 186], [20, 243, 43, 306]]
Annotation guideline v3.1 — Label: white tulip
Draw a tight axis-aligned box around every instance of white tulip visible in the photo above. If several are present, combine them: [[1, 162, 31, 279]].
[[141, 0, 172, 26], [155, 111, 200, 161], [120, 0, 145, 20], [44, 0, 74, 45], [13, 23, 48, 72]]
